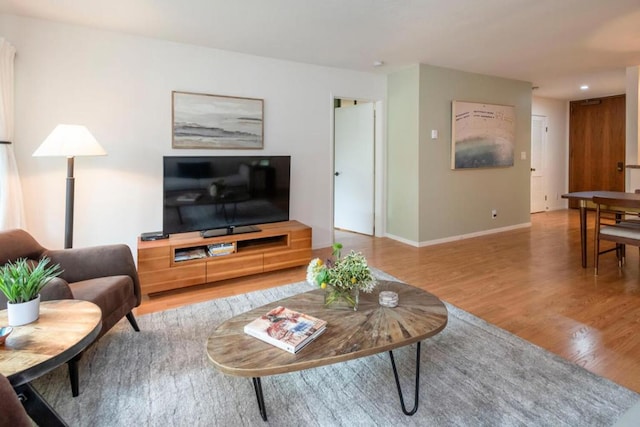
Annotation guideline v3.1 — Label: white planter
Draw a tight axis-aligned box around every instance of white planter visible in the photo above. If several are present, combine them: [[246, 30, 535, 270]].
[[7, 294, 41, 326]]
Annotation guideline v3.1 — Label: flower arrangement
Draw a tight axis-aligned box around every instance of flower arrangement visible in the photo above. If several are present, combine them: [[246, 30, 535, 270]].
[[306, 243, 377, 309]]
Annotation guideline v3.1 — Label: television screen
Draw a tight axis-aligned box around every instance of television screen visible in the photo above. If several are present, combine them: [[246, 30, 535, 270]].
[[163, 156, 290, 236]]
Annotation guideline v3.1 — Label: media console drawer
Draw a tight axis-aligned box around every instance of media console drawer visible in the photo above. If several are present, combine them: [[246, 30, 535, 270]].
[[206, 253, 263, 282], [139, 263, 206, 294], [137, 220, 312, 296]]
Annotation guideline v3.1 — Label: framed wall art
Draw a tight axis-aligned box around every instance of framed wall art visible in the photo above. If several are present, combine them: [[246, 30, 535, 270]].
[[451, 101, 515, 170], [172, 91, 264, 149]]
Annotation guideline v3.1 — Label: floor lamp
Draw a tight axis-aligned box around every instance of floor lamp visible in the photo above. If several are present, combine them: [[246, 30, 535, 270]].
[[33, 124, 106, 249]]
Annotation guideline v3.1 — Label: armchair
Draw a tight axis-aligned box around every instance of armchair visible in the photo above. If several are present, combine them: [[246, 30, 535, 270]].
[[0, 374, 31, 427], [0, 229, 141, 396]]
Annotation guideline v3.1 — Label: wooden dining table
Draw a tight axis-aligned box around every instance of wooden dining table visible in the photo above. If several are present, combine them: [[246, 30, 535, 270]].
[[562, 191, 640, 267]]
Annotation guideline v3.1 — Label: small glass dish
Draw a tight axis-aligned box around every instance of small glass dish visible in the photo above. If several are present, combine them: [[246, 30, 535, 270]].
[[379, 291, 398, 308], [0, 326, 13, 345]]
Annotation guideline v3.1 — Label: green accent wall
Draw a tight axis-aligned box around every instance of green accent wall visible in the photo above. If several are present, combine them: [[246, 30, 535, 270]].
[[388, 64, 532, 243], [387, 66, 420, 240]]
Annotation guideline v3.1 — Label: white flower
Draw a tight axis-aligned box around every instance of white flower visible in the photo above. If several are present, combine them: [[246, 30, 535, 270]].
[[306, 258, 324, 286]]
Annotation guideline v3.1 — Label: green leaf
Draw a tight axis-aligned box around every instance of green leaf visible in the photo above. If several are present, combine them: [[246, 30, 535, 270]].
[[0, 257, 62, 304]]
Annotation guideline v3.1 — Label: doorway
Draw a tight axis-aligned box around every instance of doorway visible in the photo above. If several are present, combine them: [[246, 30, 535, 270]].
[[333, 99, 375, 236], [531, 115, 547, 213], [568, 95, 625, 208]]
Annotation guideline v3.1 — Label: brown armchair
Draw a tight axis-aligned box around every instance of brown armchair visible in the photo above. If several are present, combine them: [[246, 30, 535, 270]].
[[0, 229, 141, 396], [0, 374, 31, 427]]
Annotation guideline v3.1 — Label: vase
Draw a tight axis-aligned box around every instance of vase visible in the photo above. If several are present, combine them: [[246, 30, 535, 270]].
[[324, 285, 359, 311], [7, 294, 41, 326]]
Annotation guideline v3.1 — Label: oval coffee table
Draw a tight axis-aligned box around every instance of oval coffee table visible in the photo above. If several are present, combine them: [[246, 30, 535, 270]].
[[207, 280, 448, 420]]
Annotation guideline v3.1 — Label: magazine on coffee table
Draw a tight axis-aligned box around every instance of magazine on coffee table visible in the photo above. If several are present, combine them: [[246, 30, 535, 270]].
[[244, 306, 327, 353]]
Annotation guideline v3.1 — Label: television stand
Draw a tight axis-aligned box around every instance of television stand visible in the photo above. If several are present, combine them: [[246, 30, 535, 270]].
[[137, 220, 311, 295], [201, 225, 261, 238]]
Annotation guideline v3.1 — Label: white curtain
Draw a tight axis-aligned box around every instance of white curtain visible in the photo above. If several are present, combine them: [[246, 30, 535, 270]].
[[0, 37, 25, 230]]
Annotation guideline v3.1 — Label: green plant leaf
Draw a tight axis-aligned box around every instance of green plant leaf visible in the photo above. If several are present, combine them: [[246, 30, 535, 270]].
[[0, 257, 62, 304]]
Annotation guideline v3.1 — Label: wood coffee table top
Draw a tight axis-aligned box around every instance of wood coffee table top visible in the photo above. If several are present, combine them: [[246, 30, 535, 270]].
[[207, 280, 448, 378], [0, 300, 102, 386]]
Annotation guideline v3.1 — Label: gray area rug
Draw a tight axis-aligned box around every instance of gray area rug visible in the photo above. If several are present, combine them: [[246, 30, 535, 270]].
[[35, 271, 639, 426]]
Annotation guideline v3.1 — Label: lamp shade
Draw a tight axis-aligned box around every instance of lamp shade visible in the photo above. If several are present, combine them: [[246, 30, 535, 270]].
[[33, 124, 107, 157]]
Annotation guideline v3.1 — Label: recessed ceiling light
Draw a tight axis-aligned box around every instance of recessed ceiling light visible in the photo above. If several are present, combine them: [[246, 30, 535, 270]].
[[580, 85, 589, 90], [373, 60, 384, 67]]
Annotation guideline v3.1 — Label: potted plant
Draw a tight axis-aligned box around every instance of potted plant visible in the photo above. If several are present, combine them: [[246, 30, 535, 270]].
[[306, 243, 377, 311], [0, 257, 61, 326]]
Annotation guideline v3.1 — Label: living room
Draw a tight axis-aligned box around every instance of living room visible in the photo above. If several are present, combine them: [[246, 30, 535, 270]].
[[1, 2, 640, 425], [0, 9, 552, 253]]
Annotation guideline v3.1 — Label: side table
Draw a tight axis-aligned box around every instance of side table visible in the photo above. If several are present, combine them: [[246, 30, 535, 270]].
[[0, 300, 102, 426]]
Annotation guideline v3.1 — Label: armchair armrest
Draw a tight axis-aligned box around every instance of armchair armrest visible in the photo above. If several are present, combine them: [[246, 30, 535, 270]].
[[43, 244, 141, 306], [40, 277, 73, 301]]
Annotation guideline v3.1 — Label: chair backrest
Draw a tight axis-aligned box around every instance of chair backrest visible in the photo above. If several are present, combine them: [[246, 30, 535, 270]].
[[592, 195, 640, 274], [593, 196, 640, 212], [593, 196, 640, 245], [0, 229, 46, 266]]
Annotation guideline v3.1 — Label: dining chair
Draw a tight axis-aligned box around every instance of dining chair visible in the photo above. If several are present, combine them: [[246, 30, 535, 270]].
[[593, 196, 640, 275]]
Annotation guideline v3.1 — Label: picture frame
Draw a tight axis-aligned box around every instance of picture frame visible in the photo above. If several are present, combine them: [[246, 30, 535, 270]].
[[451, 100, 515, 169], [172, 91, 264, 149]]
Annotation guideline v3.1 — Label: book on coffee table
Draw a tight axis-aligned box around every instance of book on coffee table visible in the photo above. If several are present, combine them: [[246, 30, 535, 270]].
[[244, 306, 327, 354]]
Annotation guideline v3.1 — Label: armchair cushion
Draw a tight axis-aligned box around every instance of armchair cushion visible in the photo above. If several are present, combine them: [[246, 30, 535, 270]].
[[44, 244, 142, 306], [71, 276, 137, 337]]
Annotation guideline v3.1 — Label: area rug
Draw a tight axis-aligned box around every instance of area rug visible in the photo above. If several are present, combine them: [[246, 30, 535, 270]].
[[34, 271, 639, 426]]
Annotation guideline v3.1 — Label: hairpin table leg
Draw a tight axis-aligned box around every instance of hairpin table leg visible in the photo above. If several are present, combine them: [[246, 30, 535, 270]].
[[252, 377, 268, 421], [388, 341, 421, 416]]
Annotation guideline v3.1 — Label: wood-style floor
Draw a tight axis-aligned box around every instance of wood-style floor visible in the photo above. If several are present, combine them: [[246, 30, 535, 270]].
[[137, 209, 640, 393]]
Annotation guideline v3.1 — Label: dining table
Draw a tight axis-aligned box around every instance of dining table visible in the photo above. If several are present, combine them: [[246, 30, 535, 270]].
[[561, 191, 640, 267]]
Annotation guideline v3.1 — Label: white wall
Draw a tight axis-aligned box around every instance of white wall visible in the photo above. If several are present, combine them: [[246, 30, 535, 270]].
[[0, 14, 386, 254], [532, 96, 568, 210]]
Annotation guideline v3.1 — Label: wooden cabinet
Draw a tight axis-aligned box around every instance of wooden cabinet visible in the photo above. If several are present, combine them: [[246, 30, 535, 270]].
[[137, 221, 312, 295]]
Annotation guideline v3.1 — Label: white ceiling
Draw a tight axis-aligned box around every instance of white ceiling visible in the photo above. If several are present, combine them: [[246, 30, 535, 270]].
[[1, 0, 640, 100]]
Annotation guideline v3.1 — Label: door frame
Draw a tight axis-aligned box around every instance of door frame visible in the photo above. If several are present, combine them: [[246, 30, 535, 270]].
[[531, 114, 547, 213], [329, 94, 385, 239]]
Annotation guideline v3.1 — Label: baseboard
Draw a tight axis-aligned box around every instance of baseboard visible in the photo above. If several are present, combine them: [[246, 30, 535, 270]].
[[386, 222, 532, 248]]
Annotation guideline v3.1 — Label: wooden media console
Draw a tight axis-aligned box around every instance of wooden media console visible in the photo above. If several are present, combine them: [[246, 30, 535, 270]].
[[137, 221, 312, 295]]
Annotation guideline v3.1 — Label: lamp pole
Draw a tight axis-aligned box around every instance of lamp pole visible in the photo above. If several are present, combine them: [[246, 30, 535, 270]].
[[33, 124, 106, 249], [64, 156, 75, 249]]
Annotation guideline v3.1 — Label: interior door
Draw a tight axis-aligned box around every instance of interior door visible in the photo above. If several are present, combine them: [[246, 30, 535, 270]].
[[569, 95, 625, 208], [530, 115, 547, 213], [334, 102, 374, 235]]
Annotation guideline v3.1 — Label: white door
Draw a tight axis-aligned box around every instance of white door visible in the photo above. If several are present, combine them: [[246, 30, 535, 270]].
[[531, 115, 547, 213], [334, 102, 374, 235]]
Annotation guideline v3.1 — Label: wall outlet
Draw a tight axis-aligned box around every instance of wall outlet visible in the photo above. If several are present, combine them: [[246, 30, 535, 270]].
[[491, 209, 497, 219]]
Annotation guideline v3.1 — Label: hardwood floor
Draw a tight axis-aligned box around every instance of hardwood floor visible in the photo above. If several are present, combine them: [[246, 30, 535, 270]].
[[137, 209, 640, 393]]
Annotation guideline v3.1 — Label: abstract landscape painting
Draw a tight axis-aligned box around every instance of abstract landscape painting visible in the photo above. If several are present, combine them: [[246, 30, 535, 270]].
[[172, 91, 263, 149], [451, 101, 515, 169]]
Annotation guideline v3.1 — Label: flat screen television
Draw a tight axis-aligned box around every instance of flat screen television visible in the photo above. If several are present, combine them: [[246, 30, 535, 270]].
[[163, 156, 290, 237]]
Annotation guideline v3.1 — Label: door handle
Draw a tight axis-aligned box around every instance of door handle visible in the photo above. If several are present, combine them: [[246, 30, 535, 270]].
[[530, 168, 536, 172], [617, 162, 624, 172], [334, 172, 340, 176]]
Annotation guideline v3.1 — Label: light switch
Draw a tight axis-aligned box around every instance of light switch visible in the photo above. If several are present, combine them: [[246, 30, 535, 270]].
[[520, 151, 527, 160], [431, 130, 438, 139]]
